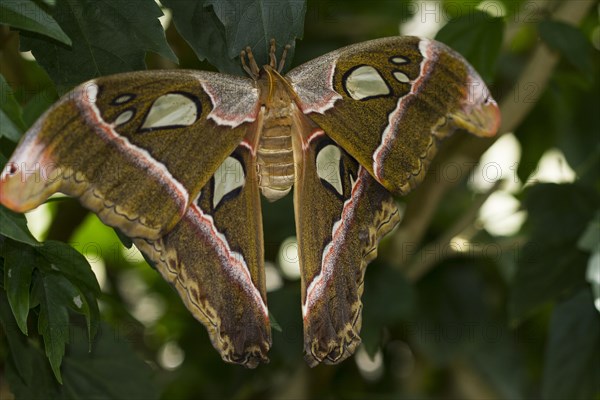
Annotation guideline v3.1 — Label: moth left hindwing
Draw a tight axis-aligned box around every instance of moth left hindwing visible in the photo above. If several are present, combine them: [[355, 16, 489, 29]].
[[134, 136, 270, 368]]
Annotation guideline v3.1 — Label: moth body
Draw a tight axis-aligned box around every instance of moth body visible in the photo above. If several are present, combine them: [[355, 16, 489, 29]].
[[255, 66, 297, 201]]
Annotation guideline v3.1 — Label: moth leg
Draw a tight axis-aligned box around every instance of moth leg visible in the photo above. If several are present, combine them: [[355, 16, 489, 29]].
[[278, 44, 291, 72], [269, 38, 277, 68]]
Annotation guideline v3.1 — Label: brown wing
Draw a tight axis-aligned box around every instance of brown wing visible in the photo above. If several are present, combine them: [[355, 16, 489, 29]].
[[286, 36, 500, 196], [134, 129, 270, 368], [0, 70, 259, 239], [292, 117, 400, 366]]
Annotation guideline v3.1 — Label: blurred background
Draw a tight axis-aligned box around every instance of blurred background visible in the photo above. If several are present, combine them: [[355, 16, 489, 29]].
[[0, 0, 598, 399]]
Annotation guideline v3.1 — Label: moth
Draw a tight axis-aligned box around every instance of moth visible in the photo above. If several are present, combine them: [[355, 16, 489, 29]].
[[0, 37, 500, 368]]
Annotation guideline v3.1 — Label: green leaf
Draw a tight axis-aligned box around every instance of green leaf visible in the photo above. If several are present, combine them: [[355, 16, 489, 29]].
[[0, 0, 71, 45], [2, 240, 36, 334], [37, 240, 101, 343], [514, 85, 560, 182], [467, 329, 526, 400], [19, 0, 177, 91], [207, 0, 305, 68], [268, 284, 303, 364], [0, 74, 25, 126], [38, 240, 101, 294], [4, 322, 159, 399], [4, 345, 61, 399], [539, 20, 593, 80], [164, 0, 306, 74], [0, 205, 39, 246], [578, 211, 600, 253], [1, 223, 102, 383], [0, 74, 26, 141], [161, 0, 227, 69], [541, 289, 600, 400], [414, 258, 526, 399], [0, 109, 22, 142], [517, 67, 600, 184], [79, 288, 100, 349], [22, 88, 58, 127], [62, 323, 161, 399], [269, 311, 282, 332], [0, 289, 33, 381], [413, 260, 491, 365], [510, 184, 599, 324], [361, 263, 414, 357], [363, 263, 414, 323], [435, 10, 504, 82], [32, 272, 78, 383], [522, 184, 597, 244], [554, 72, 600, 184], [579, 212, 600, 313]]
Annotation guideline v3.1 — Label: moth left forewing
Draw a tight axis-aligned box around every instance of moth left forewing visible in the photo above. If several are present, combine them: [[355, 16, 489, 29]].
[[286, 36, 500, 197], [134, 129, 270, 368], [292, 123, 400, 366], [0, 70, 259, 239]]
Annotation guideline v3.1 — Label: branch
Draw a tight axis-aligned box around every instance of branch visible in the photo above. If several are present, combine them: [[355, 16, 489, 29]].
[[387, 0, 596, 272]]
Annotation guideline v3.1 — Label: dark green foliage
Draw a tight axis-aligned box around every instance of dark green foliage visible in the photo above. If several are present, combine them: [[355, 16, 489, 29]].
[[18, 0, 177, 92], [539, 19, 594, 80], [541, 289, 600, 400], [0, 0, 71, 45], [415, 260, 526, 399], [163, 0, 306, 75], [510, 184, 599, 323], [0, 75, 26, 142], [2, 237, 101, 383], [0, 1, 599, 399], [361, 262, 414, 357], [435, 10, 504, 82], [0, 205, 39, 246], [515, 65, 600, 184]]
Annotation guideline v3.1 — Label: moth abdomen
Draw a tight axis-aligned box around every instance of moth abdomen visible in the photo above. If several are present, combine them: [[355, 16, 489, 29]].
[[256, 95, 297, 201]]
